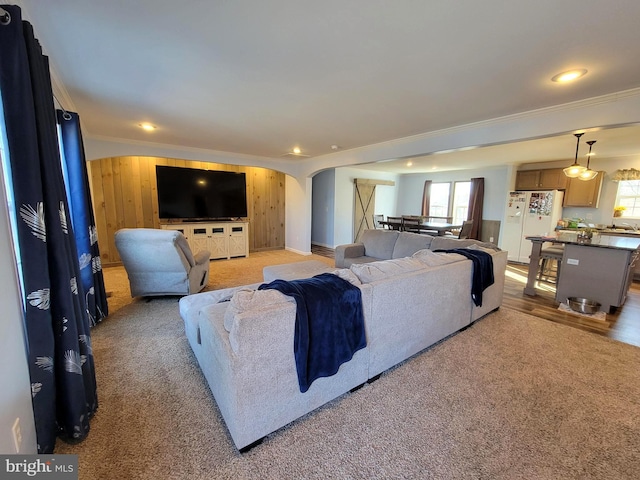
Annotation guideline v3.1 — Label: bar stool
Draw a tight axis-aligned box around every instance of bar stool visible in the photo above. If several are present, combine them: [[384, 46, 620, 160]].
[[538, 245, 564, 284]]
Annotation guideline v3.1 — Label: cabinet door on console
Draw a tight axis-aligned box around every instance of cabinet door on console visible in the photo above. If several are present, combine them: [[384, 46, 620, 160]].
[[190, 227, 211, 256], [161, 224, 193, 248], [228, 224, 248, 258], [209, 226, 230, 259]]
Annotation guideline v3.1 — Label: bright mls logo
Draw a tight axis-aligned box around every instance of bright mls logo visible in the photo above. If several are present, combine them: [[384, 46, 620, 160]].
[[1, 455, 78, 479]]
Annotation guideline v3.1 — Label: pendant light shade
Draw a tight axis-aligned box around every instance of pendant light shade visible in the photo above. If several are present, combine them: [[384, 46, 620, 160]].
[[578, 140, 598, 181], [563, 133, 587, 178]]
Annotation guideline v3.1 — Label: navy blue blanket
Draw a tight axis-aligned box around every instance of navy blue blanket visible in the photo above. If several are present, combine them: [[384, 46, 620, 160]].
[[258, 273, 366, 393], [434, 249, 495, 307]]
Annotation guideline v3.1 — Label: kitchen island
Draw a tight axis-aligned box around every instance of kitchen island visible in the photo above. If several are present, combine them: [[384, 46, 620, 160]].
[[525, 234, 640, 312]]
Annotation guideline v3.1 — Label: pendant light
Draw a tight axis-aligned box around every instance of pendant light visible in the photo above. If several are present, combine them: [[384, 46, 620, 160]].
[[578, 140, 599, 181], [563, 133, 587, 178]]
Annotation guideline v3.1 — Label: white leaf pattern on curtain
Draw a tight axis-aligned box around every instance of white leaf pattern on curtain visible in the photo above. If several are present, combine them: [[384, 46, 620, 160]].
[[35, 356, 54, 372], [19, 203, 46, 241], [27, 288, 50, 310], [59, 201, 68, 233], [31, 383, 42, 398], [78, 253, 91, 269], [79, 335, 93, 355], [63, 350, 83, 374], [91, 256, 102, 273], [89, 225, 97, 245], [70, 277, 78, 295]]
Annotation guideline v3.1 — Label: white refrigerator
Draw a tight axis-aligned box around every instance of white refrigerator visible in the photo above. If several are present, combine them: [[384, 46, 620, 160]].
[[501, 190, 564, 263]]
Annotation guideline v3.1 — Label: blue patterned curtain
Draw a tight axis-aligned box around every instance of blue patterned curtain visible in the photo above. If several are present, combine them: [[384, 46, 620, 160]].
[[0, 5, 98, 453], [57, 111, 108, 326]]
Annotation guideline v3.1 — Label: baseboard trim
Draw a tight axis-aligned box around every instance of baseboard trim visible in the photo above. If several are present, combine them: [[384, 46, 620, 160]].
[[285, 246, 312, 256], [311, 241, 334, 249]]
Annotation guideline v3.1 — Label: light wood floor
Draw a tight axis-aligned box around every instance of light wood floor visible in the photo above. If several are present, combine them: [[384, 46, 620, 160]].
[[312, 244, 640, 348], [503, 263, 640, 347]]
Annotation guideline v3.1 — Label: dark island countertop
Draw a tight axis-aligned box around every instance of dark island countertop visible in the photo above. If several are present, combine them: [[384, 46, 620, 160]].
[[526, 233, 640, 252]]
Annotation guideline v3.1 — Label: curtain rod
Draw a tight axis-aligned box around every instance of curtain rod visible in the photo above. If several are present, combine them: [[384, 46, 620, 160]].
[[0, 7, 11, 25]]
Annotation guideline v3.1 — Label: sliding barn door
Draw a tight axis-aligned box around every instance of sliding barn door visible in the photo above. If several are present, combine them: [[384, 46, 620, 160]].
[[354, 182, 376, 242]]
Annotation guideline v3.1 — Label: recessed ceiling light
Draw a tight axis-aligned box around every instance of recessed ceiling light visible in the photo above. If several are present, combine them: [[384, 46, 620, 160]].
[[139, 123, 156, 131], [551, 69, 587, 83], [281, 147, 309, 158], [406, 161, 413, 167]]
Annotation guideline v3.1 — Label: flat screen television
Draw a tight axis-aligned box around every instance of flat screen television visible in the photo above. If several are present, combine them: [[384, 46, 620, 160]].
[[156, 166, 247, 221]]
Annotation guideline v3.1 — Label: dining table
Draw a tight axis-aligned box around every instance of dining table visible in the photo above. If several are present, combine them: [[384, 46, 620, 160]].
[[380, 220, 462, 236]]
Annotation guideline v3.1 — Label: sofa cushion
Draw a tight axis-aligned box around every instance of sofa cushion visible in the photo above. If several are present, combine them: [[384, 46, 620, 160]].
[[341, 256, 381, 268], [411, 248, 466, 267], [223, 289, 294, 332], [350, 257, 425, 283], [391, 232, 434, 258], [361, 229, 400, 260]]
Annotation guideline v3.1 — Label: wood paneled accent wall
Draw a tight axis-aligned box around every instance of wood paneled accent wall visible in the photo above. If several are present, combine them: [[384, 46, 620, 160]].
[[88, 156, 286, 266]]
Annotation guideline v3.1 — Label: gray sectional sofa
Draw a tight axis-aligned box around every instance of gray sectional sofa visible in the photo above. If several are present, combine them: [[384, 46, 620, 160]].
[[335, 228, 498, 268], [179, 233, 507, 451]]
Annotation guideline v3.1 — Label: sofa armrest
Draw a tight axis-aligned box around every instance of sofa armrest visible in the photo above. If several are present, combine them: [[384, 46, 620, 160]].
[[179, 282, 263, 321], [335, 243, 365, 268], [193, 250, 211, 266]]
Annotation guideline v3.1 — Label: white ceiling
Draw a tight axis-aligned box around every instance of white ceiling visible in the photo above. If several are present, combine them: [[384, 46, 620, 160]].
[[357, 123, 640, 173], [15, 0, 640, 173]]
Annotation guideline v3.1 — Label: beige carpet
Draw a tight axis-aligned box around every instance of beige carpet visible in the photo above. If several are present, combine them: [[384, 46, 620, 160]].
[[103, 250, 336, 315], [56, 251, 640, 479]]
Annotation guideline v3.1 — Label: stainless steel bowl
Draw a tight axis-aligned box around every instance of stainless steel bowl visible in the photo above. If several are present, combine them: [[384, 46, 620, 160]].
[[567, 297, 601, 314]]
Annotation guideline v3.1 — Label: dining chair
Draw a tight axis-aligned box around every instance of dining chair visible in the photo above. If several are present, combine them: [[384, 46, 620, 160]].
[[458, 220, 474, 239], [387, 216, 402, 230], [373, 214, 385, 229], [401, 216, 421, 233]]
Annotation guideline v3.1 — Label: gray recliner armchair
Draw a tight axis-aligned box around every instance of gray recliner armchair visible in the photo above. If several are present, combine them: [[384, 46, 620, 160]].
[[115, 228, 211, 297]]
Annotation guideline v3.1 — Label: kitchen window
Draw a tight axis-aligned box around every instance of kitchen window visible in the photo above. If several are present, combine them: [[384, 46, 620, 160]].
[[614, 180, 640, 219]]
